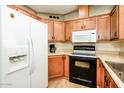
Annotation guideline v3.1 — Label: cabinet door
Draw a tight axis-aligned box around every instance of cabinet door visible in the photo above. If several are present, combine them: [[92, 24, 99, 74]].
[[83, 17, 96, 30], [65, 21, 73, 41], [97, 15, 110, 41], [64, 56, 69, 78], [48, 56, 64, 79], [110, 78, 118, 88], [72, 20, 83, 31], [97, 59, 105, 88], [110, 6, 119, 39], [104, 69, 118, 88], [41, 19, 54, 41], [119, 5, 124, 39], [54, 21, 65, 41]]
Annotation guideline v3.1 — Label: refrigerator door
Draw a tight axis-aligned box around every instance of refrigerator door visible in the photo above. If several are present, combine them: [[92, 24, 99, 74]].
[[0, 6, 30, 87], [30, 17, 48, 88]]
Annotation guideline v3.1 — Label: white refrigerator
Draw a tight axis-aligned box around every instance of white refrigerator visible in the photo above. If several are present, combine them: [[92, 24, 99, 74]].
[[0, 6, 48, 88]]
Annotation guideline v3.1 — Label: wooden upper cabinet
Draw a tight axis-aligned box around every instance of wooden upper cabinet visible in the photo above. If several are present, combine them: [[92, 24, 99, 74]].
[[54, 21, 65, 41], [83, 17, 96, 30], [41, 19, 54, 41], [119, 5, 124, 39], [72, 20, 83, 31], [65, 21, 73, 41], [48, 56, 64, 79], [78, 5, 89, 18], [71, 17, 96, 31], [110, 6, 119, 39], [97, 15, 110, 41]]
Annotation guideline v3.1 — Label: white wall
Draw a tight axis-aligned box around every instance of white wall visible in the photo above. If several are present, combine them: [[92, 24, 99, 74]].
[[89, 5, 114, 16], [37, 13, 64, 21], [63, 5, 114, 21], [18, 5, 114, 21], [63, 11, 78, 21]]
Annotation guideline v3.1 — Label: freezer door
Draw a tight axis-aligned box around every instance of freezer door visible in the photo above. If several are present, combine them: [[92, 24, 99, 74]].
[[30, 17, 48, 88], [0, 6, 30, 88]]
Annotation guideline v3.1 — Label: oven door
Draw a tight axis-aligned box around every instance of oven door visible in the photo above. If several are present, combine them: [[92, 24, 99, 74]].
[[69, 55, 96, 88]]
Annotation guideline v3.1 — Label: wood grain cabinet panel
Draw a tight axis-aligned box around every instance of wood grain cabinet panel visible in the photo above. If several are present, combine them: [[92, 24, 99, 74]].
[[72, 20, 83, 31], [83, 17, 96, 30], [48, 56, 64, 79], [118, 5, 124, 39], [97, 15, 110, 41], [104, 69, 118, 88], [63, 56, 69, 78], [41, 19, 54, 41], [97, 59, 105, 88], [54, 21, 65, 41], [97, 58, 118, 88], [110, 6, 119, 39], [65, 21, 73, 41]]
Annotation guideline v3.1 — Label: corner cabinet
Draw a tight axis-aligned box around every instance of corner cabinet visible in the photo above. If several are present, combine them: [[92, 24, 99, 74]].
[[41, 20, 65, 42], [97, 15, 110, 41], [97, 59, 118, 88], [54, 21, 65, 42], [41, 19, 54, 41]]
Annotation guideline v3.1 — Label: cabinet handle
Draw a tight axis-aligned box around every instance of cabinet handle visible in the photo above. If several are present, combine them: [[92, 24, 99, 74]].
[[54, 36, 55, 39], [98, 35, 100, 39], [81, 26, 83, 29], [114, 32, 117, 37]]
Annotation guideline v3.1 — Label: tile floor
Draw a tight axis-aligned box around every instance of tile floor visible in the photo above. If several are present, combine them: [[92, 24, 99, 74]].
[[48, 78, 88, 88]]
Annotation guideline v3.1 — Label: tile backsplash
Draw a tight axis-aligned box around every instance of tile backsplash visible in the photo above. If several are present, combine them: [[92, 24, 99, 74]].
[[48, 40, 124, 55], [48, 42, 73, 53]]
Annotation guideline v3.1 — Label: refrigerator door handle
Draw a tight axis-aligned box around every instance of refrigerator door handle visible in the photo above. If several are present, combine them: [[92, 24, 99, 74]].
[[27, 36, 34, 75]]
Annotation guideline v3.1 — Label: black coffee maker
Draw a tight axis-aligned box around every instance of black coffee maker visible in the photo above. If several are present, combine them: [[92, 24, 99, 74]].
[[49, 44, 56, 53]]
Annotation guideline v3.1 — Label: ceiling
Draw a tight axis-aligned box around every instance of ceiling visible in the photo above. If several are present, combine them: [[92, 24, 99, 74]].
[[27, 5, 78, 15]]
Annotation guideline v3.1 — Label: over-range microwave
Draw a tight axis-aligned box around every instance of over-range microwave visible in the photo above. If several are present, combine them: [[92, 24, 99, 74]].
[[72, 30, 96, 43]]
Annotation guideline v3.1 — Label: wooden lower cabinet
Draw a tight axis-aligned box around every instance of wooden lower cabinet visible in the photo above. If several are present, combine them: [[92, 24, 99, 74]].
[[48, 55, 64, 79], [97, 59, 105, 88], [97, 58, 118, 88], [63, 56, 69, 78], [104, 69, 118, 88], [48, 55, 69, 79]]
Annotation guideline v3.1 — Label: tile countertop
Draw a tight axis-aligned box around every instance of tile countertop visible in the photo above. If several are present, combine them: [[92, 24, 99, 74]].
[[48, 52, 124, 88]]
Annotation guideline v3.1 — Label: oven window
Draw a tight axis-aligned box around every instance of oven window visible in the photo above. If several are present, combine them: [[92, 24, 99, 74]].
[[75, 61, 90, 68]]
